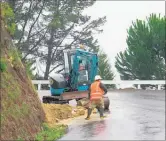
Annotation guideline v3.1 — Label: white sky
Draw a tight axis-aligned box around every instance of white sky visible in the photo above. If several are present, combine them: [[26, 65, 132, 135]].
[[83, 1, 165, 80]]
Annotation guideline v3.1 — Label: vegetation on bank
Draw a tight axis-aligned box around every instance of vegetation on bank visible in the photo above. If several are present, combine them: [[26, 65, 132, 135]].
[[1, 22, 45, 140], [0, 43, 75, 141], [1, 2, 16, 35], [1, 48, 26, 125], [0, 58, 7, 72], [16, 123, 67, 141], [35, 123, 67, 141], [1, 3, 68, 140]]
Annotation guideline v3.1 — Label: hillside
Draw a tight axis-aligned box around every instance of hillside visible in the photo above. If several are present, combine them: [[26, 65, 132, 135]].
[[0, 22, 90, 141], [0, 22, 45, 140]]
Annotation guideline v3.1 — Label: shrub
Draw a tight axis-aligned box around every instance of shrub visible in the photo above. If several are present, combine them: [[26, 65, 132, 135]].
[[35, 123, 67, 141], [0, 60, 7, 72], [1, 2, 16, 35]]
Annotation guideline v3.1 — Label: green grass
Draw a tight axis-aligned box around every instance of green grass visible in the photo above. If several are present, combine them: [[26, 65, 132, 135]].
[[0, 59, 7, 72], [1, 102, 30, 126], [1, 113, 6, 125], [16, 137, 24, 141], [3, 103, 29, 121], [3, 71, 12, 80], [27, 76, 38, 94], [21, 102, 30, 116], [35, 123, 67, 141], [8, 48, 19, 62], [1, 70, 29, 122], [2, 71, 21, 100], [1, 69, 25, 124], [8, 86, 21, 101], [8, 48, 22, 68]]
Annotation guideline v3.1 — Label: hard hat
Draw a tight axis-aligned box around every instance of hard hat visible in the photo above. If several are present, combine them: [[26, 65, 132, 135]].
[[80, 44, 84, 49], [95, 75, 102, 80]]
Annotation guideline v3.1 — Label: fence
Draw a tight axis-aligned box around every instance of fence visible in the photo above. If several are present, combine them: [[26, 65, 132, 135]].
[[32, 80, 165, 91]]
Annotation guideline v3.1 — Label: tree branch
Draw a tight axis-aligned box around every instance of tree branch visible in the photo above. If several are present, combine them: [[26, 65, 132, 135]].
[[51, 23, 75, 60], [56, 68, 64, 73], [17, 0, 33, 48], [65, 23, 92, 49], [49, 63, 63, 74], [28, 26, 47, 39], [14, 0, 25, 19], [26, 0, 46, 41], [21, 28, 48, 61]]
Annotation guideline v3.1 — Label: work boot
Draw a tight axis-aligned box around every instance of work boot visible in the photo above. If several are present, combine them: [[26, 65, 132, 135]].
[[85, 117, 91, 120], [98, 107, 104, 117], [100, 115, 107, 119], [97, 107, 107, 119], [85, 108, 92, 120]]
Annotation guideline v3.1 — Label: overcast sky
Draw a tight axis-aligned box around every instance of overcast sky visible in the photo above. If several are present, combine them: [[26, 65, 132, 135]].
[[83, 1, 165, 80]]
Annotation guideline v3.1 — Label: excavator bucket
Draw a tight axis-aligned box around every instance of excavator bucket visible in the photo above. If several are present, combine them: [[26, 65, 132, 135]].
[[60, 91, 89, 100], [77, 96, 110, 110]]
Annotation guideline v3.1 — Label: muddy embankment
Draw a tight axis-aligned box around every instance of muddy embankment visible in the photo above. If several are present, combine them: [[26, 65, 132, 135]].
[[1, 21, 45, 140]]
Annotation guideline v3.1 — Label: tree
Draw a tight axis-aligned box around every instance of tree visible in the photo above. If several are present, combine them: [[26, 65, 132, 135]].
[[98, 49, 115, 88], [115, 14, 165, 80], [7, 0, 106, 79], [98, 50, 114, 80], [39, 0, 106, 79]]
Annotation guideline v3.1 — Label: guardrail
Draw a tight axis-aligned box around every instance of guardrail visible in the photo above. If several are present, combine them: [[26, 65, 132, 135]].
[[32, 80, 165, 90]]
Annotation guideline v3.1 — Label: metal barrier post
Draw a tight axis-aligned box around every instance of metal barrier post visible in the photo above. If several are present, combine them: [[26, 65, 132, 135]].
[[138, 85, 141, 89], [158, 85, 161, 90], [38, 84, 41, 90]]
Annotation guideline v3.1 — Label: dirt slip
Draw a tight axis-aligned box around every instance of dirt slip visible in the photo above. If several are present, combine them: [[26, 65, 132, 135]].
[[42, 104, 86, 122], [42, 104, 72, 123], [42, 103, 98, 127]]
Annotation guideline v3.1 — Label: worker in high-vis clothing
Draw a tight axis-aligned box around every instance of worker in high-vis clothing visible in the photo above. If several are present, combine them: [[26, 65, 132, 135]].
[[85, 75, 107, 120]]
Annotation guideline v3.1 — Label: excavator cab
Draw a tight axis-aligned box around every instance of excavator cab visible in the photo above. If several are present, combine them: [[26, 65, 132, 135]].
[[63, 49, 98, 92]]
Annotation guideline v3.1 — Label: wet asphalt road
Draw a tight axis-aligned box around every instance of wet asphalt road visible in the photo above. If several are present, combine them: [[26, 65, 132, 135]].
[[57, 90, 165, 140]]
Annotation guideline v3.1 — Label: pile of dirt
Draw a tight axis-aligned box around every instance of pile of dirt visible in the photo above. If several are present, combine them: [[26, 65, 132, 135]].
[[71, 106, 86, 117], [42, 101, 100, 126], [42, 104, 72, 123], [42, 104, 86, 124], [1, 22, 45, 140]]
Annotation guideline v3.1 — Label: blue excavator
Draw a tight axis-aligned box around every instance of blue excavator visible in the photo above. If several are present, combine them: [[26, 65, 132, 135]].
[[42, 48, 110, 110]]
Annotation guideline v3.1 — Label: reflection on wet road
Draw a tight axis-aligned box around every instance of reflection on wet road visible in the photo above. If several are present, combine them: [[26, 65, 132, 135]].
[[59, 90, 165, 140]]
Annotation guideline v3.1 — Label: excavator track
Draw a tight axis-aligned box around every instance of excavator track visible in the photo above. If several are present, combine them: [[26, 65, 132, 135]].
[[42, 91, 110, 110], [43, 96, 69, 104], [42, 91, 89, 104]]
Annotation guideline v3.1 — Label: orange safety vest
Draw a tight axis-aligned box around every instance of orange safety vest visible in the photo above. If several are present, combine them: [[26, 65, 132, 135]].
[[90, 81, 104, 100]]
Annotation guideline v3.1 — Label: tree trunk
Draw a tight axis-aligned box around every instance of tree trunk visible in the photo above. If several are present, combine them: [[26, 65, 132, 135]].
[[44, 30, 54, 79], [44, 46, 53, 79], [44, 57, 51, 79]]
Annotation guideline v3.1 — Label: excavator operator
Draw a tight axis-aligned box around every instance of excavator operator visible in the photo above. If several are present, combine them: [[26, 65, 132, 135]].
[[85, 75, 107, 120]]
